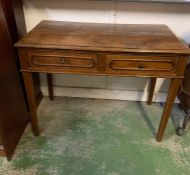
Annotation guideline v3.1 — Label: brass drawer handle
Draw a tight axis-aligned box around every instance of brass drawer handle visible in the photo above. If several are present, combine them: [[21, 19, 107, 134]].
[[60, 57, 65, 64], [138, 64, 145, 69]]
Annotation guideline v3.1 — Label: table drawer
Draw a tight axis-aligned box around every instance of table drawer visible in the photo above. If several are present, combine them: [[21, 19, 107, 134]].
[[27, 50, 98, 73], [107, 54, 179, 76]]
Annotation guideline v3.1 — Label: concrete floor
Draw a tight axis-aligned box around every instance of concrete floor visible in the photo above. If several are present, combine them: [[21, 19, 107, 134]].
[[0, 97, 190, 175]]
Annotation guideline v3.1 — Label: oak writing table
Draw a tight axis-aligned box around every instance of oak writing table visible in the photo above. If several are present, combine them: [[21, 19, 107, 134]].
[[15, 20, 190, 142]]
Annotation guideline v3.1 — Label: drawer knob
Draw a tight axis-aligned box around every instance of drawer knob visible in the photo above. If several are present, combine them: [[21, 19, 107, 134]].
[[138, 64, 145, 69], [60, 58, 65, 64]]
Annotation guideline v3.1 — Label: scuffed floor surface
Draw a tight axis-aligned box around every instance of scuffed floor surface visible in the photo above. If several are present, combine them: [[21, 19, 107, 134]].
[[0, 97, 190, 175]]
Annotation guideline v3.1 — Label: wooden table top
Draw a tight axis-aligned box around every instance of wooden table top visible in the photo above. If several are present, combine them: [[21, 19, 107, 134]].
[[16, 20, 190, 54]]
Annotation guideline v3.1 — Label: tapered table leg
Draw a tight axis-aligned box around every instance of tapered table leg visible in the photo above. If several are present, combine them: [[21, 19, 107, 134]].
[[47, 73, 54, 101], [22, 72, 40, 136], [156, 78, 181, 142], [147, 78, 157, 105]]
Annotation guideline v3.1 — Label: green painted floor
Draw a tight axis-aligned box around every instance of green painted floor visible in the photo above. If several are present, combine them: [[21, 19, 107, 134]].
[[0, 97, 190, 175]]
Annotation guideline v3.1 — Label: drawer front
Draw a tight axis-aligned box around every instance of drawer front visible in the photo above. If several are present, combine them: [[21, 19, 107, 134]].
[[107, 54, 179, 76], [27, 50, 98, 73]]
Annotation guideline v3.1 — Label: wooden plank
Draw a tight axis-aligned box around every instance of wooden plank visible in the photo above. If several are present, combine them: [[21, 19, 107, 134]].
[[15, 20, 190, 54], [0, 0, 29, 160]]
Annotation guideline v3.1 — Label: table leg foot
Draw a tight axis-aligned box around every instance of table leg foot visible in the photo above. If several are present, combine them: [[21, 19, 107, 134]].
[[147, 78, 157, 105], [156, 78, 181, 142], [47, 73, 54, 101], [22, 72, 40, 136]]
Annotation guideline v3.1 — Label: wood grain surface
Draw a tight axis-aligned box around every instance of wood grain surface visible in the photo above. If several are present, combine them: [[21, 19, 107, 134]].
[[15, 20, 190, 54]]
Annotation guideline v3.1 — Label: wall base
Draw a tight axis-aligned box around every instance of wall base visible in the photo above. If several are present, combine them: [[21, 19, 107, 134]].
[[41, 86, 179, 103]]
